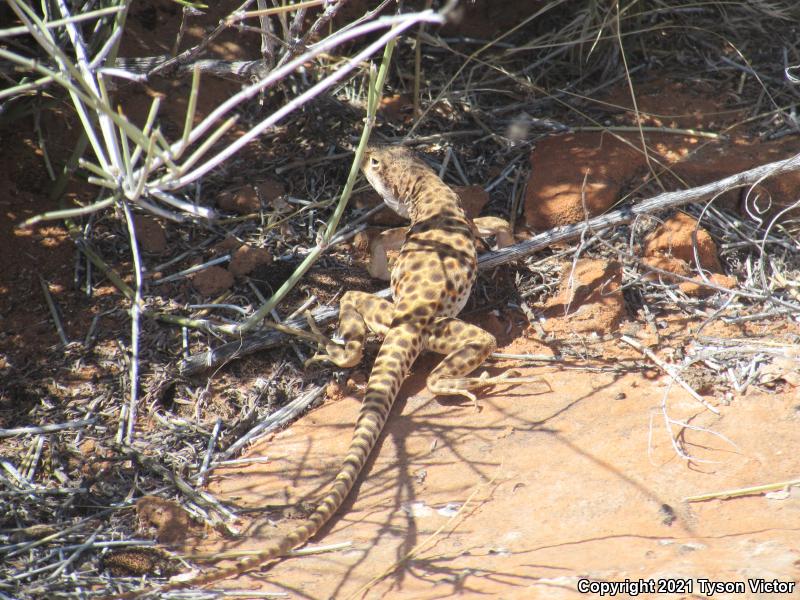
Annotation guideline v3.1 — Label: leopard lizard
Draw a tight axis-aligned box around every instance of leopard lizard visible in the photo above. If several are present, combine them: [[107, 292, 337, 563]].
[[120, 144, 527, 595]]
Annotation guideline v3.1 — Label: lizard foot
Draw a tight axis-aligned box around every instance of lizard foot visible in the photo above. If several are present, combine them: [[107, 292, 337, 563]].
[[305, 340, 363, 369], [303, 312, 364, 369], [429, 370, 547, 410]]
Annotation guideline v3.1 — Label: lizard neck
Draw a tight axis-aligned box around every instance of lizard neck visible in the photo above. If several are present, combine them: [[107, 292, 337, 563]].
[[405, 175, 468, 225]]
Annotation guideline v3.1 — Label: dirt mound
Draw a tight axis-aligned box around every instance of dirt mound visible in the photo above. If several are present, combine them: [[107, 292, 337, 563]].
[[524, 132, 643, 230], [541, 259, 626, 335], [641, 212, 738, 296]]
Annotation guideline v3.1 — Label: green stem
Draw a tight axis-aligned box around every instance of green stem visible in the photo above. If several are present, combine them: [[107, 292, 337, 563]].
[[219, 34, 397, 335]]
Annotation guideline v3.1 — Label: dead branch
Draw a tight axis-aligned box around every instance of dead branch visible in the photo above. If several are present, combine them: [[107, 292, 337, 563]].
[[479, 150, 800, 270]]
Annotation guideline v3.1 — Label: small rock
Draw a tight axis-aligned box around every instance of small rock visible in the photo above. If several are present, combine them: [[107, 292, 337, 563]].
[[353, 190, 406, 226], [217, 186, 260, 214], [257, 179, 286, 203], [379, 94, 414, 122], [132, 215, 167, 254], [326, 380, 346, 402], [453, 185, 489, 219], [135, 495, 197, 544], [229, 244, 272, 277], [352, 229, 374, 255], [402, 501, 433, 517], [643, 212, 722, 272], [210, 236, 242, 256], [102, 547, 176, 577], [642, 255, 692, 279], [678, 273, 737, 297], [192, 266, 234, 296]]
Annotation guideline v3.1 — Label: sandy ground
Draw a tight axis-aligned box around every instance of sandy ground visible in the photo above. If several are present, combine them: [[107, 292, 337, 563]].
[[177, 327, 799, 600]]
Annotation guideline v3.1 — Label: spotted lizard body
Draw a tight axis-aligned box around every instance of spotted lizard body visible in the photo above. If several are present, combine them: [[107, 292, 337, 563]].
[[121, 145, 521, 595]]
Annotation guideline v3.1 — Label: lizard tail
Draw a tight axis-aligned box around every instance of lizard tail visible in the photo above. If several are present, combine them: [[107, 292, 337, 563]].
[[146, 324, 423, 595]]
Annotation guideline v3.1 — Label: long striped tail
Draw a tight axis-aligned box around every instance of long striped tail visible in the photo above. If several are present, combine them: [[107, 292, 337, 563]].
[[118, 324, 423, 597]]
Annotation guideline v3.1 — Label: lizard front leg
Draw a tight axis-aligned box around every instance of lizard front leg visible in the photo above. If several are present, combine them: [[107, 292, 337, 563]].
[[308, 290, 393, 368], [368, 226, 407, 280]]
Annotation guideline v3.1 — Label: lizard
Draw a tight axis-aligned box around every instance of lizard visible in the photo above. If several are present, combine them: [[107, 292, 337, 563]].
[[116, 144, 528, 596]]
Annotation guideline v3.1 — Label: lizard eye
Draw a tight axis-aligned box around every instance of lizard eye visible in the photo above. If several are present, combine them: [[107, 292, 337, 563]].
[[369, 156, 380, 168]]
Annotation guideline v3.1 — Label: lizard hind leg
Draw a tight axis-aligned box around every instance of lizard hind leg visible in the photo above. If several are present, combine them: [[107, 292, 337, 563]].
[[425, 318, 533, 406], [424, 318, 498, 404], [308, 291, 393, 368]]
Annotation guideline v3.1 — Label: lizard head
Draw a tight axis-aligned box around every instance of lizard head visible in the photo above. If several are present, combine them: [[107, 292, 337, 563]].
[[361, 145, 433, 219]]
